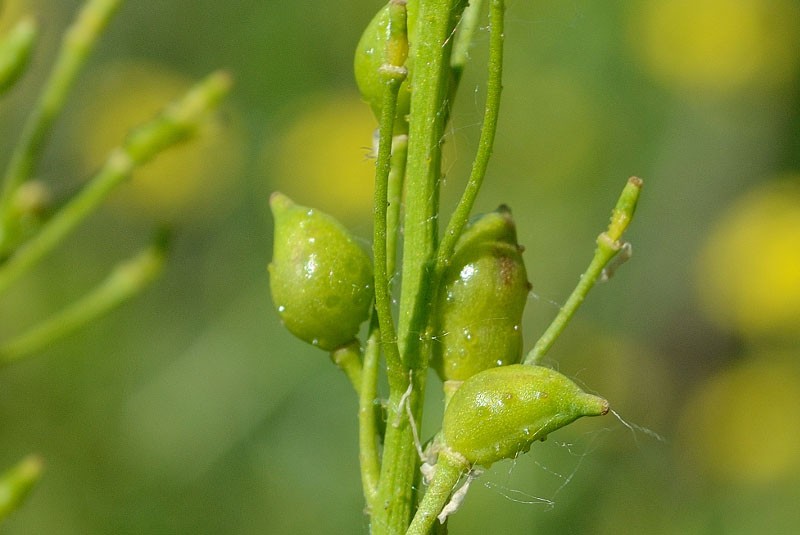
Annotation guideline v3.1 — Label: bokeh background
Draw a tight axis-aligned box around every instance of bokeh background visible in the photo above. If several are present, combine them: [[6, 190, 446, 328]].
[[1, 0, 799, 533]]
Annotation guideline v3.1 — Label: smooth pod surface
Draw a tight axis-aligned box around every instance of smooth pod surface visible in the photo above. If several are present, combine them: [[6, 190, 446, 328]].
[[443, 364, 609, 467], [432, 206, 530, 382], [268, 192, 373, 351]]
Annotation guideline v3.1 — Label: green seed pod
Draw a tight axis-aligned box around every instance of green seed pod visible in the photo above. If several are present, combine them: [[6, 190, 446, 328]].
[[432, 206, 531, 383], [353, 1, 417, 130], [268, 192, 374, 351], [442, 364, 608, 467]]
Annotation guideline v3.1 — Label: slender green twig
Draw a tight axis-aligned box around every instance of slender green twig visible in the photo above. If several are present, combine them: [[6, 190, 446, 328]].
[[358, 317, 382, 510], [0, 232, 168, 365], [524, 177, 643, 365], [0, 16, 38, 96], [0, 455, 44, 523], [386, 134, 408, 279], [0, 71, 231, 296], [0, 0, 123, 228], [372, 0, 407, 392], [329, 340, 363, 395], [407, 449, 469, 535], [451, 0, 485, 84], [436, 0, 505, 273]]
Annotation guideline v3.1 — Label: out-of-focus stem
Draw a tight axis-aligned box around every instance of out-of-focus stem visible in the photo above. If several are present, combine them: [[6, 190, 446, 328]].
[[0, 71, 231, 296]]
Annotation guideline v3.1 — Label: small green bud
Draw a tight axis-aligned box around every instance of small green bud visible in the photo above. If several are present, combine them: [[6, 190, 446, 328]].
[[432, 206, 531, 383], [268, 192, 373, 351], [353, 1, 416, 131], [442, 364, 608, 467]]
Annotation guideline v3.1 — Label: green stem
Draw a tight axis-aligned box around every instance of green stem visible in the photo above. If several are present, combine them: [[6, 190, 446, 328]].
[[407, 449, 469, 535], [373, 0, 408, 393], [0, 71, 231, 296], [0, 0, 123, 234], [386, 134, 408, 280], [373, 2, 468, 533], [450, 0, 485, 84], [0, 232, 168, 365], [0, 16, 38, 96], [436, 0, 505, 273], [524, 177, 643, 365], [329, 341, 363, 395], [359, 318, 382, 510]]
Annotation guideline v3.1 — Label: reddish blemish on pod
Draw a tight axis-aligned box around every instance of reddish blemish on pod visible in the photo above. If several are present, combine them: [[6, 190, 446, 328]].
[[432, 206, 531, 383]]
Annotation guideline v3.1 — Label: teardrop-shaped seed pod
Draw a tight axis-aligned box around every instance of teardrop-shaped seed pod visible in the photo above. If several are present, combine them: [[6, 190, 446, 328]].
[[443, 364, 608, 467], [353, 1, 416, 131], [432, 206, 531, 383], [268, 192, 374, 351]]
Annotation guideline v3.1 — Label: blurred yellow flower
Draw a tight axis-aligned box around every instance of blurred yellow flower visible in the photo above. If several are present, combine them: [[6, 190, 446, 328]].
[[267, 92, 376, 226], [630, 0, 800, 93], [696, 179, 800, 338], [677, 354, 800, 484], [71, 60, 243, 223]]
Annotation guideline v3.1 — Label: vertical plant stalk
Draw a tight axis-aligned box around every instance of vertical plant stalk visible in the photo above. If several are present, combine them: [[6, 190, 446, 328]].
[[374, 1, 467, 533], [524, 176, 643, 365], [436, 0, 505, 272], [373, 0, 408, 393], [0, 0, 123, 231], [386, 134, 408, 279], [0, 232, 168, 364], [359, 318, 382, 510], [450, 0, 485, 85], [0, 71, 232, 296]]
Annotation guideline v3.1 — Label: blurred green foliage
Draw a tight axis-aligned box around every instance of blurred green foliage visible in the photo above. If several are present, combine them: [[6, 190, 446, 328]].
[[1, 0, 799, 533]]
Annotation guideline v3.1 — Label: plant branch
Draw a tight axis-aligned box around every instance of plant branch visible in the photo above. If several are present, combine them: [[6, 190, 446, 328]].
[[359, 317, 382, 510], [451, 0, 485, 85], [407, 449, 469, 535], [436, 0, 505, 273], [329, 341, 363, 395], [0, 71, 231, 296], [372, 0, 408, 392], [0, 231, 168, 365], [0, 0, 123, 232], [524, 177, 643, 365], [373, 1, 468, 533]]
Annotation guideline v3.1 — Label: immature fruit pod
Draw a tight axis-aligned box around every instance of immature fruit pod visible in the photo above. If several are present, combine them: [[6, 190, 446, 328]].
[[442, 364, 609, 467], [353, 1, 416, 130], [268, 192, 373, 351], [432, 206, 530, 383]]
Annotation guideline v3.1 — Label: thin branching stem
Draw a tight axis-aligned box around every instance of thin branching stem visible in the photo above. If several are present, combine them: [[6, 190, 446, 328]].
[[359, 317, 382, 509], [0, 71, 231, 296], [372, 1, 408, 393], [0, 231, 168, 365], [436, 0, 505, 273], [525, 177, 643, 364], [0, 0, 123, 230]]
